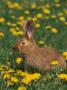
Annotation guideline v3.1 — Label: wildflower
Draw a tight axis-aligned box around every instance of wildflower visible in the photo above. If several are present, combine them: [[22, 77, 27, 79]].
[[7, 21, 12, 26], [57, 74, 67, 81], [43, 8, 50, 14], [16, 57, 23, 64], [64, 10, 67, 15], [63, 52, 67, 56], [31, 3, 36, 9], [45, 25, 52, 29], [16, 70, 28, 77], [32, 17, 37, 21], [18, 86, 26, 90], [51, 28, 58, 33], [55, 4, 60, 7], [3, 73, 10, 79], [0, 32, 4, 38], [36, 13, 42, 18], [59, 16, 65, 22], [24, 10, 30, 14], [7, 80, 14, 86], [0, 17, 5, 23], [8, 69, 15, 73], [63, 51, 67, 60], [11, 77, 18, 83], [57, 12, 63, 16], [35, 23, 40, 28], [38, 40, 44, 45], [22, 73, 41, 84], [45, 4, 50, 8], [64, 22, 67, 25], [18, 16, 24, 21], [51, 60, 59, 65], [51, 15, 56, 19]]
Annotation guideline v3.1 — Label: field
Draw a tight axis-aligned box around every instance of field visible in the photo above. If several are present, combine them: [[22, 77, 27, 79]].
[[0, 0, 67, 90]]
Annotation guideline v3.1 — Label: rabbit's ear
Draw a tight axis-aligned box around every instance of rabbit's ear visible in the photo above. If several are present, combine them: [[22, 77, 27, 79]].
[[22, 20, 35, 40]]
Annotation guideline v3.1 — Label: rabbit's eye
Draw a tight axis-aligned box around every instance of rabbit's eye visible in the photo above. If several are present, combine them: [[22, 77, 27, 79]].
[[21, 42, 25, 44]]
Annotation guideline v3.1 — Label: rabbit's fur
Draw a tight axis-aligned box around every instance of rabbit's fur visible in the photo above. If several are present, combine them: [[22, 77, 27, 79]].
[[13, 20, 66, 71]]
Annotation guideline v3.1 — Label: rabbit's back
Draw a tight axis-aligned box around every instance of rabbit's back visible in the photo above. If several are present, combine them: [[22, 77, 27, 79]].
[[25, 47, 66, 71]]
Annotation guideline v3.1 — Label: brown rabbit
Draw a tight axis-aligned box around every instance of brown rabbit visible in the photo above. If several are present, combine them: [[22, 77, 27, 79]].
[[13, 20, 66, 71]]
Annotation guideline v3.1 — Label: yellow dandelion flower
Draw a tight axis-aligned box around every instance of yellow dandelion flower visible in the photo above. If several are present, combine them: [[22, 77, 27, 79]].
[[0, 17, 5, 23], [24, 10, 30, 14], [38, 40, 44, 45], [0, 32, 4, 38], [10, 15, 16, 19], [51, 60, 59, 65], [11, 77, 18, 83], [43, 8, 50, 14], [22, 73, 41, 84], [7, 21, 12, 26], [57, 12, 63, 16], [16, 57, 23, 64], [36, 13, 42, 18], [57, 74, 67, 81], [64, 22, 67, 25], [0, 67, 3, 71], [45, 25, 52, 29], [51, 28, 58, 33], [64, 10, 67, 15], [45, 4, 50, 8], [3, 73, 10, 79], [55, 4, 60, 7], [32, 17, 37, 21], [51, 15, 56, 19], [18, 16, 24, 20], [63, 52, 67, 56], [18, 86, 26, 90], [7, 80, 14, 86], [26, 17, 32, 20], [35, 23, 40, 28], [12, 23, 17, 27], [8, 69, 15, 73], [59, 16, 65, 22], [31, 3, 36, 9]]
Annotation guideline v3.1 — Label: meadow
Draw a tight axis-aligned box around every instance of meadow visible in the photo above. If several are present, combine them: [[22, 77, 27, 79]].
[[0, 0, 67, 90]]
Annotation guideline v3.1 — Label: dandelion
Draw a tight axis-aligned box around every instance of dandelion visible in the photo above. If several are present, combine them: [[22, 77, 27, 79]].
[[63, 51, 67, 60], [7, 80, 14, 86], [35, 23, 40, 28], [51, 60, 59, 65], [57, 74, 67, 81], [7, 21, 12, 26], [51, 15, 56, 19], [22, 73, 41, 84], [59, 16, 65, 22], [43, 8, 50, 14], [16, 57, 23, 64], [24, 10, 30, 14], [36, 13, 42, 18], [0, 17, 5, 23], [51, 28, 58, 33], [18, 86, 26, 90], [45, 25, 52, 29], [3, 73, 10, 79], [0, 32, 4, 38], [38, 40, 44, 45], [11, 77, 18, 83], [31, 3, 36, 9]]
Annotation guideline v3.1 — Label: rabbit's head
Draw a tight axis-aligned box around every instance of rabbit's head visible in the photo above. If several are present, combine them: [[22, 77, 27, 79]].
[[13, 20, 37, 54]]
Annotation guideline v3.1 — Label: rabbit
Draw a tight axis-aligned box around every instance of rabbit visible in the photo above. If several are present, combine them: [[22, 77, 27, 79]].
[[13, 20, 66, 71]]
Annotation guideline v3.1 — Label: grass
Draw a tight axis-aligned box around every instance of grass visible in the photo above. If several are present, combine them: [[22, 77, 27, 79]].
[[0, 0, 67, 90]]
